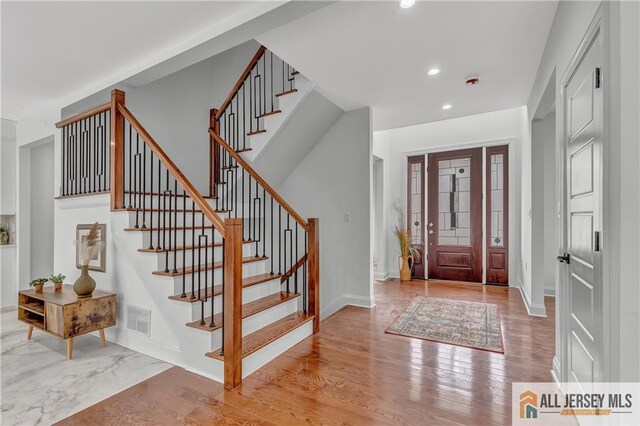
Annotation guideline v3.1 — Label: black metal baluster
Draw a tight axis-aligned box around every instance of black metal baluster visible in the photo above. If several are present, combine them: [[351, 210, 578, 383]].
[[173, 181, 178, 273], [148, 151, 154, 249], [295, 222, 299, 294], [304, 232, 307, 314], [156, 159, 161, 250], [142, 143, 147, 228], [134, 153, 141, 228], [270, 51, 274, 113], [220, 237, 225, 356], [262, 188, 266, 258], [198, 234, 205, 324], [190, 199, 196, 299], [209, 226, 216, 328], [128, 124, 133, 208], [181, 190, 187, 298], [278, 205, 282, 275]]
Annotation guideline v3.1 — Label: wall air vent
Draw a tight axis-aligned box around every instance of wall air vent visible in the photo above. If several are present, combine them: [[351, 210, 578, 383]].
[[126, 305, 151, 337]]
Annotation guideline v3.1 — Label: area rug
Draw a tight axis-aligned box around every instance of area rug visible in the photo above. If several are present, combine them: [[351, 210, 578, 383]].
[[385, 296, 504, 353]]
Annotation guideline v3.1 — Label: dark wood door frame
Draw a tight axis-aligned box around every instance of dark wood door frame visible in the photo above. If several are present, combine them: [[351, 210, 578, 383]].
[[407, 155, 425, 279], [427, 148, 483, 282], [485, 145, 509, 285]]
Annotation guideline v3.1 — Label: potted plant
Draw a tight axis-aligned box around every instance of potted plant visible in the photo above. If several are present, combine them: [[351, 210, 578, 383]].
[[392, 200, 418, 282], [74, 223, 104, 297], [0, 224, 9, 245], [50, 273, 66, 291], [29, 278, 48, 293]]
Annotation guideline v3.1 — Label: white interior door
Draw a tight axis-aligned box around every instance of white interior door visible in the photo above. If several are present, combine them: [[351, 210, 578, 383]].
[[561, 27, 603, 385]]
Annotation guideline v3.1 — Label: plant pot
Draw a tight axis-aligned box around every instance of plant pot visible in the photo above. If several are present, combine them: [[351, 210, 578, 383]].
[[34, 283, 44, 293], [53, 282, 63, 291], [73, 265, 96, 298], [398, 255, 413, 282]]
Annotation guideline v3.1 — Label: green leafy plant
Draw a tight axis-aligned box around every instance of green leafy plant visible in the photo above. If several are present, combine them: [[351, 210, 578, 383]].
[[50, 273, 66, 284], [29, 278, 48, 287]]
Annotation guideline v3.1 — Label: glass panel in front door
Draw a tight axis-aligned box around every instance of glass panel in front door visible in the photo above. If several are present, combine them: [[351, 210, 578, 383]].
[[438, 158, 471, 246]]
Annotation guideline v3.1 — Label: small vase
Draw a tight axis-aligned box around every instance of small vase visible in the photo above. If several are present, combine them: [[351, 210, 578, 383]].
[[398, 255, 412, 282], [34, 283, 44, 293], [53, 282, 63, 291], [73, 265, 96, 298]]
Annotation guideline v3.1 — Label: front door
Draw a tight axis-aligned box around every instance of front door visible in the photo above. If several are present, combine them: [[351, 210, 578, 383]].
[[561, 27, 603, 384], [427, 148, 482, 282]]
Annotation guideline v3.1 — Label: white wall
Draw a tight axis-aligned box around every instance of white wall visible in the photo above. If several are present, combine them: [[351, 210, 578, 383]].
[[278, 108, 373, 318], [531, 113, 556, 311], [542, 112, 557, 296], [63, 40, 261, 194], [373, 107, 524, 287], [29, 140, 55, 278]]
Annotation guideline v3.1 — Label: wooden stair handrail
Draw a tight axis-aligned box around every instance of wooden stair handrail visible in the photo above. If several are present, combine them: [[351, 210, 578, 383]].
[[119, 104, 226, 237], [209, 129, 308, 232], [280, 254, 308, 284], [55, 102, 111, 128], [215, 45, 266, 120]]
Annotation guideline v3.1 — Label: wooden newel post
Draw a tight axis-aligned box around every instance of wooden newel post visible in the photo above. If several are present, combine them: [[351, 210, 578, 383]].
[[209, 108, 220, 198], [308, 218, 320, 333], [224, 218, 243, 390], [110, 89, 125, 211]]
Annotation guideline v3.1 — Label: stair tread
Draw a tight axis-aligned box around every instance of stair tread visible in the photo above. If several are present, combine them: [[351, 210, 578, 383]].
[[205, 311, 313, 359], [186, 291, 300, 332], [258, 110, 281, 118], [275, 88, 297, 97], [126, 208, 204, 213], [247, 129, 266, 136], [152, 256, 267, 277], [168, 273, 282, 303], [138, 240, 254, 253]]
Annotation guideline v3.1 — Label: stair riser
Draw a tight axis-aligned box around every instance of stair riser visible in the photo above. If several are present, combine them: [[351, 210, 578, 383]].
[[165, 260, 269, 294], [137, 228, 219, 248], [127, 211, 209, 228], [196, 296, 300, 351], [154, 243, 255, 270], [187, 279, 284, 322]]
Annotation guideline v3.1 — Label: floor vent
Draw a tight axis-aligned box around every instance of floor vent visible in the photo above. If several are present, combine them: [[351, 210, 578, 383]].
[[126, 305, 151, 337]]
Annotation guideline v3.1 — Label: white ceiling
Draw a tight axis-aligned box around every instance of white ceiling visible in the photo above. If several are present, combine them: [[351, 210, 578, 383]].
[[258, 1, 558, 131], [0, 1, 285, 120]]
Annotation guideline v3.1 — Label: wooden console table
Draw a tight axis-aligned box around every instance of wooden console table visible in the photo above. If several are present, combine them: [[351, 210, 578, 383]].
[[18, 285, 116, 359]]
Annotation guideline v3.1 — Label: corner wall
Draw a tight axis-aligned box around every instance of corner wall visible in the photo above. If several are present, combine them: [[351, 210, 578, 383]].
[[277, 107, 373, 318]]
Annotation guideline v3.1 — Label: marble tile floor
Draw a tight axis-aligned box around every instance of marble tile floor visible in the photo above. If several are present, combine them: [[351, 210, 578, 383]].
[[0, 308, 173, 426]]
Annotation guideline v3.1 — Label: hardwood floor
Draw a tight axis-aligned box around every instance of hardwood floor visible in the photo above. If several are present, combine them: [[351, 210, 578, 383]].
[[57, 279, 555, 425]]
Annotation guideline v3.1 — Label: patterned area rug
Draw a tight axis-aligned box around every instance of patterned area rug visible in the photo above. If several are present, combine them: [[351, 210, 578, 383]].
[[385, 296, 504, 353]]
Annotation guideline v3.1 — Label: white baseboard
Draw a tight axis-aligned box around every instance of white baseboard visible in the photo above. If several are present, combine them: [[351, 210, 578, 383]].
[[320, 293, 376, 320], [517, 281, 547, 317], [374, 270, 390, 281], [101, 326, 182, 365], [544, 287, 556, 297]]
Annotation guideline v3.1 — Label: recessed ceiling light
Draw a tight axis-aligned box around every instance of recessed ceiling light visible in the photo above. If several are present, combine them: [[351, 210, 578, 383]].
[[427, 68, 440, 76], [400, 0, 415, 9], [442, 104, 452, 110]]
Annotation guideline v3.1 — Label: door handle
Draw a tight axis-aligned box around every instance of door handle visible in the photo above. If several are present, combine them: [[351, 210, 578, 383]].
[[557, 253, 571, 264]]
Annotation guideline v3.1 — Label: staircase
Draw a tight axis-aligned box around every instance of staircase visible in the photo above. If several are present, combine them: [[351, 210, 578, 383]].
[[54, 44, 319, 390]]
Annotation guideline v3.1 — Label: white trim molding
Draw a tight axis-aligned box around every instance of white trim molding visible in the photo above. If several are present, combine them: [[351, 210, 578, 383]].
[[518, 281, 548, 317]]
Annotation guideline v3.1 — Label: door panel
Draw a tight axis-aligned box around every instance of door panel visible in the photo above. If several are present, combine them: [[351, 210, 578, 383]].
[[564, 29, 602, 385], [407, 156, 425, 279], [427, 148, 482, 282], [486, 145, 509, 284]]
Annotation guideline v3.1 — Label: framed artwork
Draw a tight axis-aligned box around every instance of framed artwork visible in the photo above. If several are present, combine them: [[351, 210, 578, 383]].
[[76, 224, 107, 272]]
